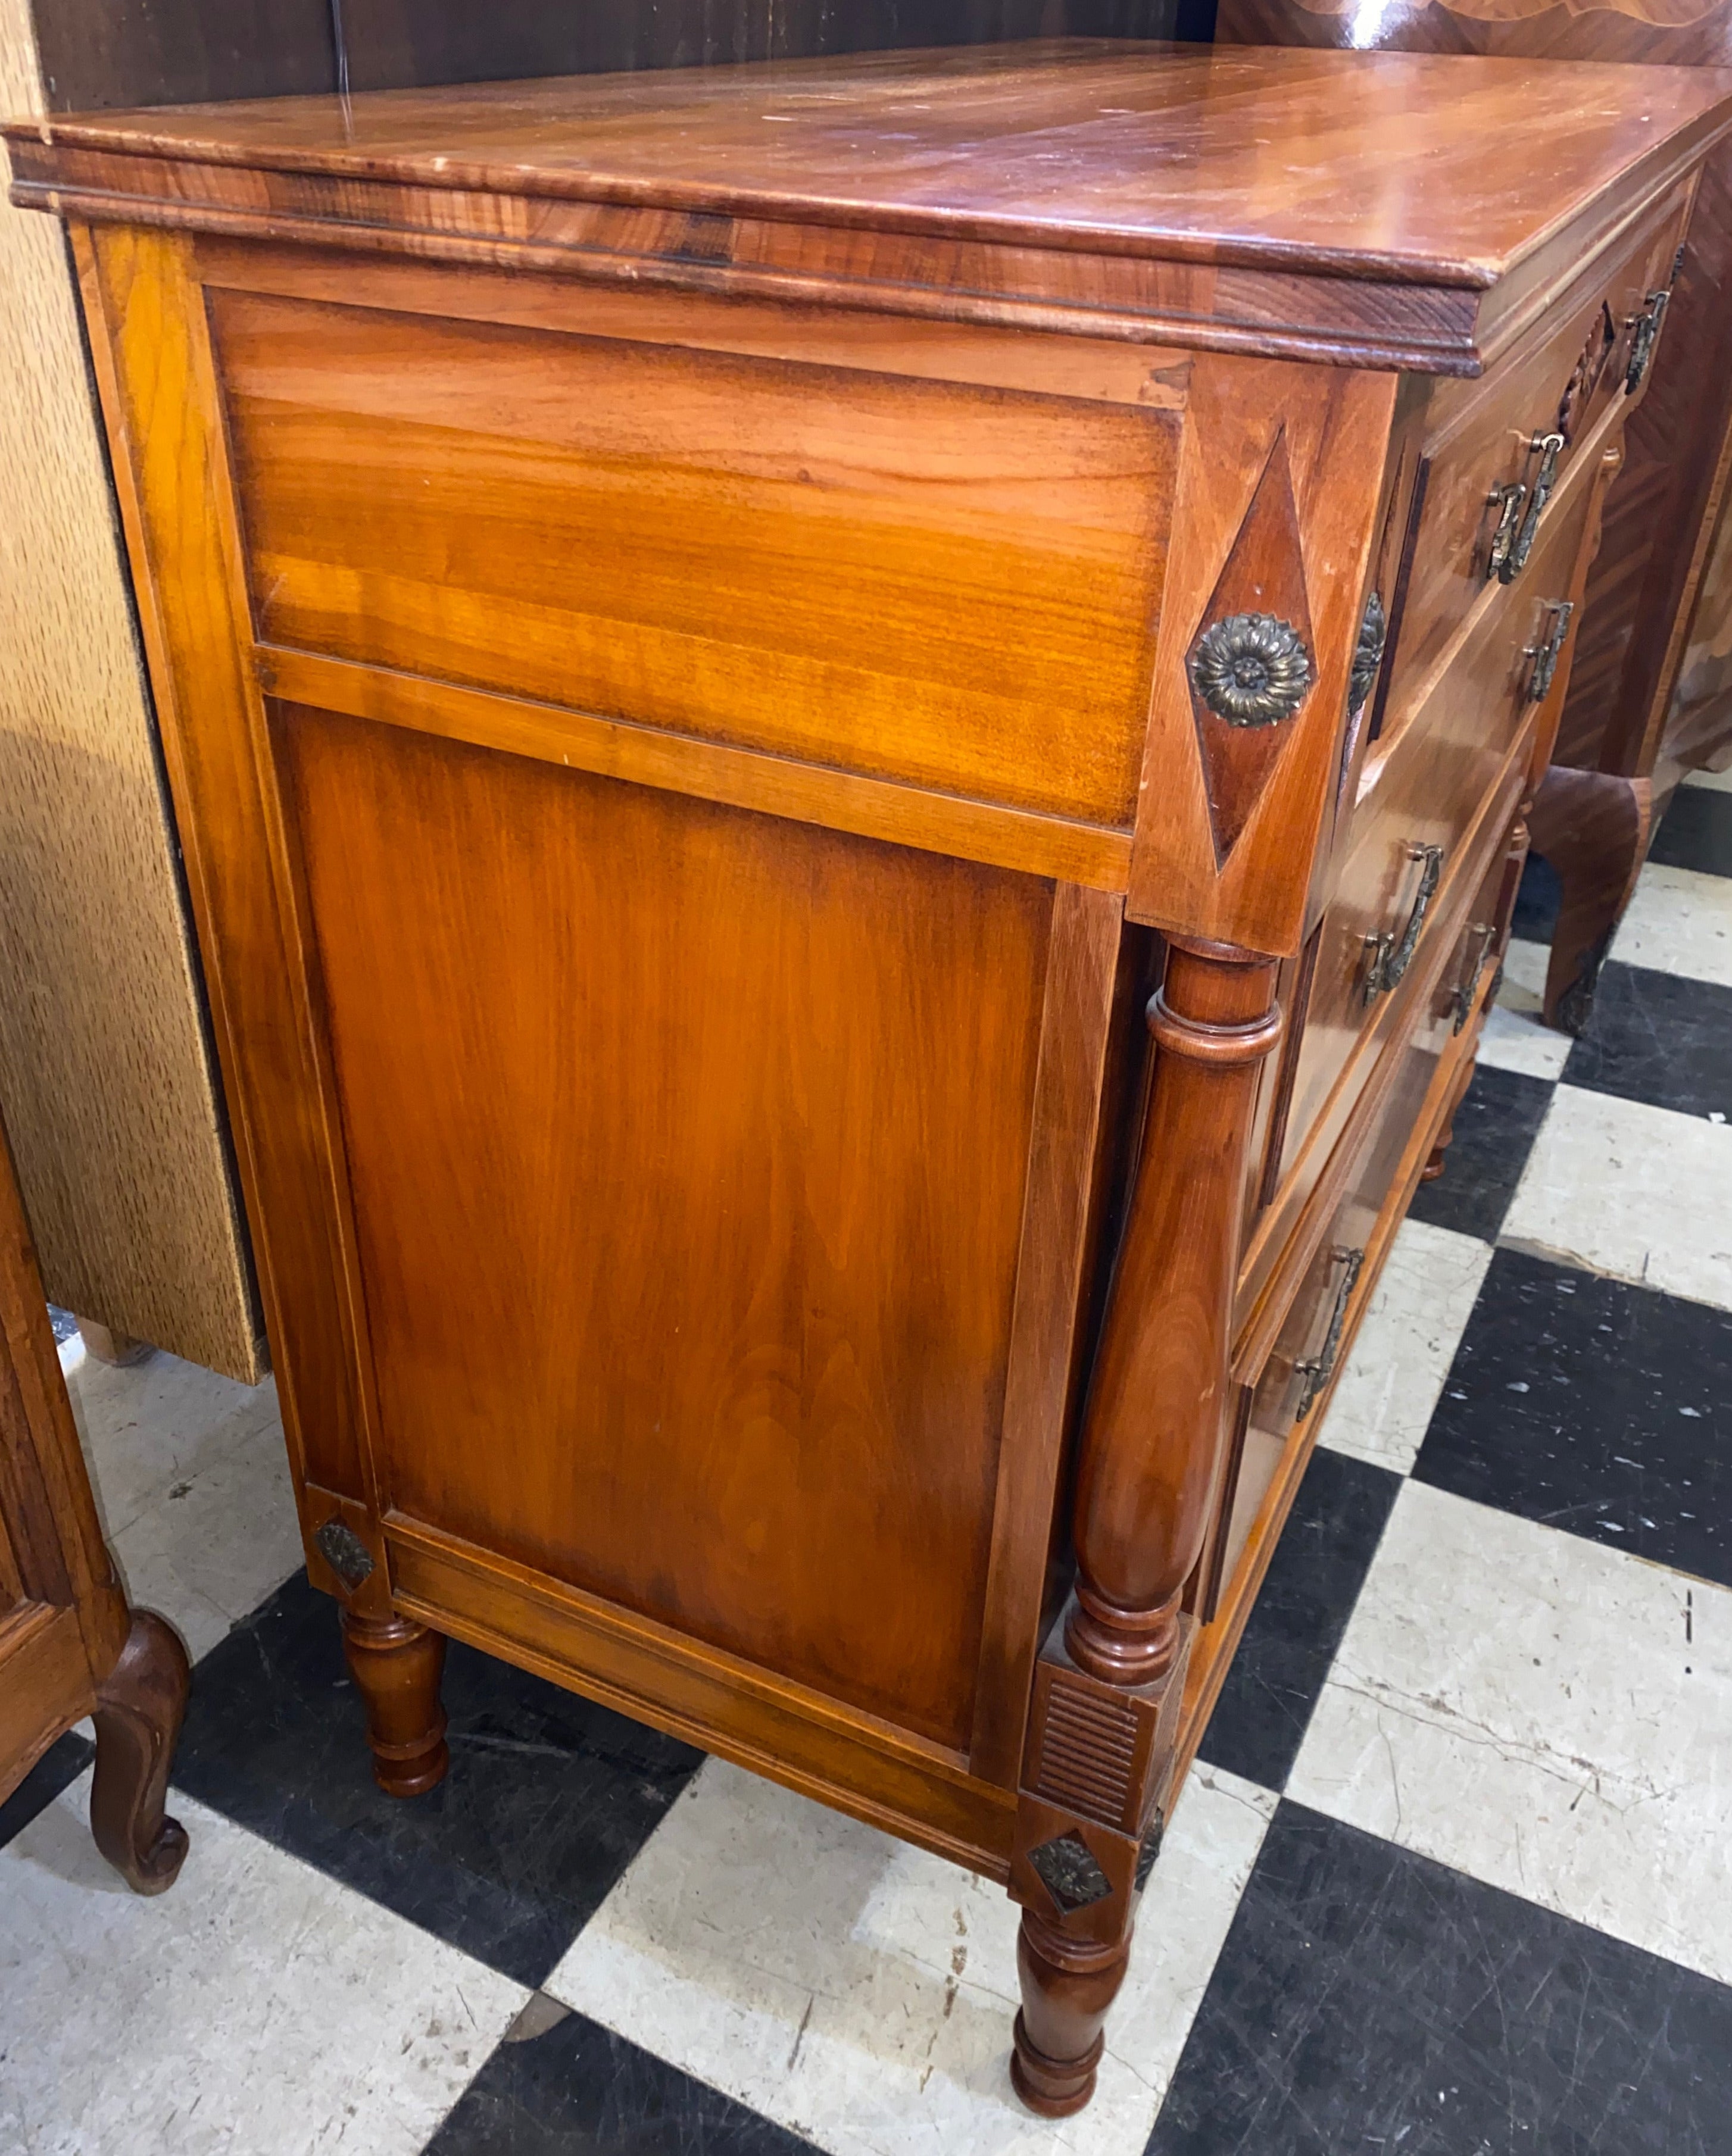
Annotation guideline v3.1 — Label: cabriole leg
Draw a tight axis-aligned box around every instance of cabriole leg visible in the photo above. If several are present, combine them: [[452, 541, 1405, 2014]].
[[90, 1608, 191, 1893]]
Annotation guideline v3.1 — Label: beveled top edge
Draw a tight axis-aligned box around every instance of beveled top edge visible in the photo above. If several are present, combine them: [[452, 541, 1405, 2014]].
[[10, 41, 1732, 292]]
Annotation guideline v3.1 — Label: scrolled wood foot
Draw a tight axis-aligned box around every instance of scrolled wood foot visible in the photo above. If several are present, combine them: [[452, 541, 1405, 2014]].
[[1526, 765, 1652, 1035], [341, 1608, 450, 1796], [90, 1608, 191, 1894], [1011, 1910, 1132, 2117]]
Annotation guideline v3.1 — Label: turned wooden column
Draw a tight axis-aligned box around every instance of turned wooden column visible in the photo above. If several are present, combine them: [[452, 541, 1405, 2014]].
[[1066, 938, 1282, 1685], [1010, 935, 1282, 2116]]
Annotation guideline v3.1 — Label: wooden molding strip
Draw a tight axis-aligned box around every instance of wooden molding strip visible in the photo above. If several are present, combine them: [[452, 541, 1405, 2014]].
[[258, 645, 1134, 890], [383, 1510, 1017, 1877]]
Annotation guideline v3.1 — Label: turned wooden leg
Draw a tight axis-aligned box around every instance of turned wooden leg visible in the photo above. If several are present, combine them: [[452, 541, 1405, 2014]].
[[341, 1609, 450, 1796], [1421, 1054, 1477, 1182], [1007, 939, 1285, 2116], [1526, 765, 1652, 1035], [1012, 1910, 1134, 2117], [90, 1609, 191, 1893]]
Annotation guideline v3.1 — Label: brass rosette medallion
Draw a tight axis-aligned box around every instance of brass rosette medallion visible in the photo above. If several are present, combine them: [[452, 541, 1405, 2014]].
[[1188, 612, 1314, 727]]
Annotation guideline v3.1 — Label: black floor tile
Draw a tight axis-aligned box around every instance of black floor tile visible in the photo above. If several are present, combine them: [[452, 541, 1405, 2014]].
[[1405, 1061, 1554, 1242], [1196, 1447, 1399, 1792], [0, 1730, 93, 1851], [426, 2004, 816, 2155], [1510, 849, 1562, 941], [171, 1572, 703, 1987], [1562, 961, 1732, 1119], [1147, 1802, 1732, 2156], [1415, 1246, 1732, 1587], [1650, 784, 1732, 878]]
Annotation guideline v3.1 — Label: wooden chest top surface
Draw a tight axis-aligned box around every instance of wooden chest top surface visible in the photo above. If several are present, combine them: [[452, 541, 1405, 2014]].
[[10, 41, 1732, 290]]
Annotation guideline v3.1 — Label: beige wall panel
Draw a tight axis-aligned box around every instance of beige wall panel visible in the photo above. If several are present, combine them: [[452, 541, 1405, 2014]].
[[0, 0, 261, 1379]]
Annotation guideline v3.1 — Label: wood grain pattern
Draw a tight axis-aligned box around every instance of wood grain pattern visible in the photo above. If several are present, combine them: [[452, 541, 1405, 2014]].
[[212, 280, 1174, 829], [1216, 0, 1732, 1006], [26, 45, 1723, 2110], [1126, 352, 1397, 955], [0, 0, 259, 1376], [281, 700, 1054, 1752], [0, 1111, 190, 1893], [13, 45, 1732, 374]]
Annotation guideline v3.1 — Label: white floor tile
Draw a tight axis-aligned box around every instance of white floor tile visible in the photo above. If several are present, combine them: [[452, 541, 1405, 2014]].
[[0, 1774, 525, 2156], [1494, 935, 1550, 1017], [1501, 1085, 1732, 1310], [1290, 1481, 1732, 1985], [107, 1414, 305, 1661], [1611, 861, 1732, 988], [1319, 1219, 1491, 1475], [1475, 1002, 1574, 1081], [1681, 763, 1732, 793], [67, 1352, 302, 1660], [546, 1756, 1274, 2156], [67, 1351, 280, 1539]]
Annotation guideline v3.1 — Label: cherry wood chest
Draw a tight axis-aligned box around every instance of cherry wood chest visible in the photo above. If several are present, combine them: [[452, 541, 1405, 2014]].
[[11, 41, 1731, 2109]]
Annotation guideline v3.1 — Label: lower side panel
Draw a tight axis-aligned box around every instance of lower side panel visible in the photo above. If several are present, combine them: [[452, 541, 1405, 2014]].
[[385, 1513, 1019, 1880]]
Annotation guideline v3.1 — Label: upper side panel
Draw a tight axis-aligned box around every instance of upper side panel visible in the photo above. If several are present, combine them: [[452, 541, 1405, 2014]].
[[207, 274, 1175, 829]]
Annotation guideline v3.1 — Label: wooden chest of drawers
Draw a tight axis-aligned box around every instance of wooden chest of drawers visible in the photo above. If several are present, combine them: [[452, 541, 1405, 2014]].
[[11, 40, 1731, 2111]]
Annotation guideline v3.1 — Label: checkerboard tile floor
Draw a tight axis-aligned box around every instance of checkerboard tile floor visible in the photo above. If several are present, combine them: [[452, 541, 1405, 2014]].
[[6, 769, 1731, 2155]]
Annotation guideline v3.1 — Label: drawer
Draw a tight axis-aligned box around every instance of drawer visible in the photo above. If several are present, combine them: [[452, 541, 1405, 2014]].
[[207, 277, 1176, 829], [1275, 474, 1593, 1181], [1373, 184, 1688, 736], [1202, 952, 1464, 1616]]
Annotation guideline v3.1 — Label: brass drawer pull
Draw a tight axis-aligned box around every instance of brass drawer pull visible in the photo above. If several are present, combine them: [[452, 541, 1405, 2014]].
[[1524, 599, 1575, 703], [1486, 481, 1527, 583], [1362, 840, 1445, 1004], [1294, 1245, 1366, 1421], [1505, 431, 1564, 580], [1451, 920, 1499, 1034], [1625, 289, 1671, 395]]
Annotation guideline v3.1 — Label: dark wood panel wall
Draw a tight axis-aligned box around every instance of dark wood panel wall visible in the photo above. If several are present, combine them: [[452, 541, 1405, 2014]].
[[35, 0, 1192, 111]]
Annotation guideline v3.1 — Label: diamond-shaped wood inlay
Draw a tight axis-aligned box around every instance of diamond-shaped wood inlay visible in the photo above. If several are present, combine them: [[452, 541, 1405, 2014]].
[[1185, 432, 1316, 865]]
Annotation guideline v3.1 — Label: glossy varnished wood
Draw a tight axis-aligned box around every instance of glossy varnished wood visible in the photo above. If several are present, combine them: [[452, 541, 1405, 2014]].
[[213, 279, 1175, 830], [12, 45, 1732, 374], [21, 45, 1732, 2112], [1218, 0, 1732, 1024], [0, 1113, 190, 1892]]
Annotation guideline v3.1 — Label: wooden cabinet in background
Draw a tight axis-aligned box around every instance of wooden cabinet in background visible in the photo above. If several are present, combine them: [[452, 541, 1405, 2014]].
[[10, 42, 1727, 2109], [1217, 0, 1732, 1026], [0, 1110, 189, 1891]]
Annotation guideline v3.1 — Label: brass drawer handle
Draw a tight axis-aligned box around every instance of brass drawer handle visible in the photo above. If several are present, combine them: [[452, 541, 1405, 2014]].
[[1294, 1244, 1365, 1421], [1504, 432, 1564, 580], [1451, 920, 1498, 1034], [1524, 599, 1575, 703], [1486, 481, 1527, 583], [1625, 289, 1671, 396], [1362, 840, 1445, 1004]]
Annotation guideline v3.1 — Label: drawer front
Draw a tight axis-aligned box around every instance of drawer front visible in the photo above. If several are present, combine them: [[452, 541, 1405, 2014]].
[[1279, 461, 1596, 1179], [1206, 945, 1465, 1614], [208, 281, 1177, 829], [1375, 185, 1688, 735]]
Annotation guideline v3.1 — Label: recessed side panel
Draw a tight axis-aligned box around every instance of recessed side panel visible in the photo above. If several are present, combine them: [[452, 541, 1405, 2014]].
[[279, 701, 1055, 1753], [210, 285, 1174, 828]]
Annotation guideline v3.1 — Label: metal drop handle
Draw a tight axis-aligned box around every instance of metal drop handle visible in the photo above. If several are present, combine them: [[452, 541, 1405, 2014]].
[[1505, 432, 1565, 581], [1362, 842, 1445, 1004], [1452, 921, 1499, 1035], [1294, 1245, 1366, 1421], [1626, 289, 1671, 396], [1524, 601, 1575, 704]]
